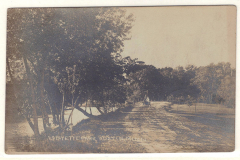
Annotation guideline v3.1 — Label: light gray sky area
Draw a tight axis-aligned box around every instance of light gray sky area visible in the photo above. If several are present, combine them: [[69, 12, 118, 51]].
[[121, 6, 236, 69]]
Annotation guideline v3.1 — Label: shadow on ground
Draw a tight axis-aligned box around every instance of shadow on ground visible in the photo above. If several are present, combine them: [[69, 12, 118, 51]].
[[72, 105, 147, 153]]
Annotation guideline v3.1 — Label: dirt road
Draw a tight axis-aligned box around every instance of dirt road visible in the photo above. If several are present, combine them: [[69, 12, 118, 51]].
[[74, 101, 234, 153], [126, 101, 234, 152], [5, 101, 235, 153]]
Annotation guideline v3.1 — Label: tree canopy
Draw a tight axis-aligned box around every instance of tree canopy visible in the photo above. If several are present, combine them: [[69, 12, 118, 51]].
[[7, 7, 135, 136]]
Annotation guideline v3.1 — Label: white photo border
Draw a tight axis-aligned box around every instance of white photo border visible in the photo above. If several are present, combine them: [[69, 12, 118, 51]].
[[0, 0, 239, 159]]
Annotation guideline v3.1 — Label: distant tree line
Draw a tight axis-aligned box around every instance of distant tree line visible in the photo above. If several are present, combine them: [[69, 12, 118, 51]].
[[122, 61, 235, 109], [6, 8, 235, 139]]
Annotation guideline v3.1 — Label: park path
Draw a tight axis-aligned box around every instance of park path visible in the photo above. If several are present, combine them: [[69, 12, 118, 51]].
[[124, 102, 183, 152], [123, 101, 234, 152], [76, 101, 234, 152], [73, 101, 191, 152], [122, 101, 194, 152], [5, 101, 235, 153]]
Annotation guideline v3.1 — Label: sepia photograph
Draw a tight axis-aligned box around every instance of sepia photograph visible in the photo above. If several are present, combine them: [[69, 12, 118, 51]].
[[5, 6, 236, 153]]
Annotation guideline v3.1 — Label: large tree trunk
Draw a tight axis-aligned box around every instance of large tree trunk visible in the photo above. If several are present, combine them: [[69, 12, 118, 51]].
[[60, 92, 65, 128], [6, 57, 16, 98], [63, 96, 79, 131], [26, 116, 35, 132], [54, 102, 61, 125], [75, 105, 97, 118], [22, 56, 40, 137], [40, 69, 49, 132], [96, 106, 104, 115], [47, 97, 58, 125]]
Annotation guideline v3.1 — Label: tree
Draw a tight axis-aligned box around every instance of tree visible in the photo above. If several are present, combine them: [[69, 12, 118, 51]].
[[192, 62, 235, 106], [127, 65, 164, 101], [217, 74, 235, 108], [7, 7, 134, 135], [161, 65, 199, 102]]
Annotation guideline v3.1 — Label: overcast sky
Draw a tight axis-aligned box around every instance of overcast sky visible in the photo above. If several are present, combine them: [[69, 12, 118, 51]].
[[121, 6, 236, 69]]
